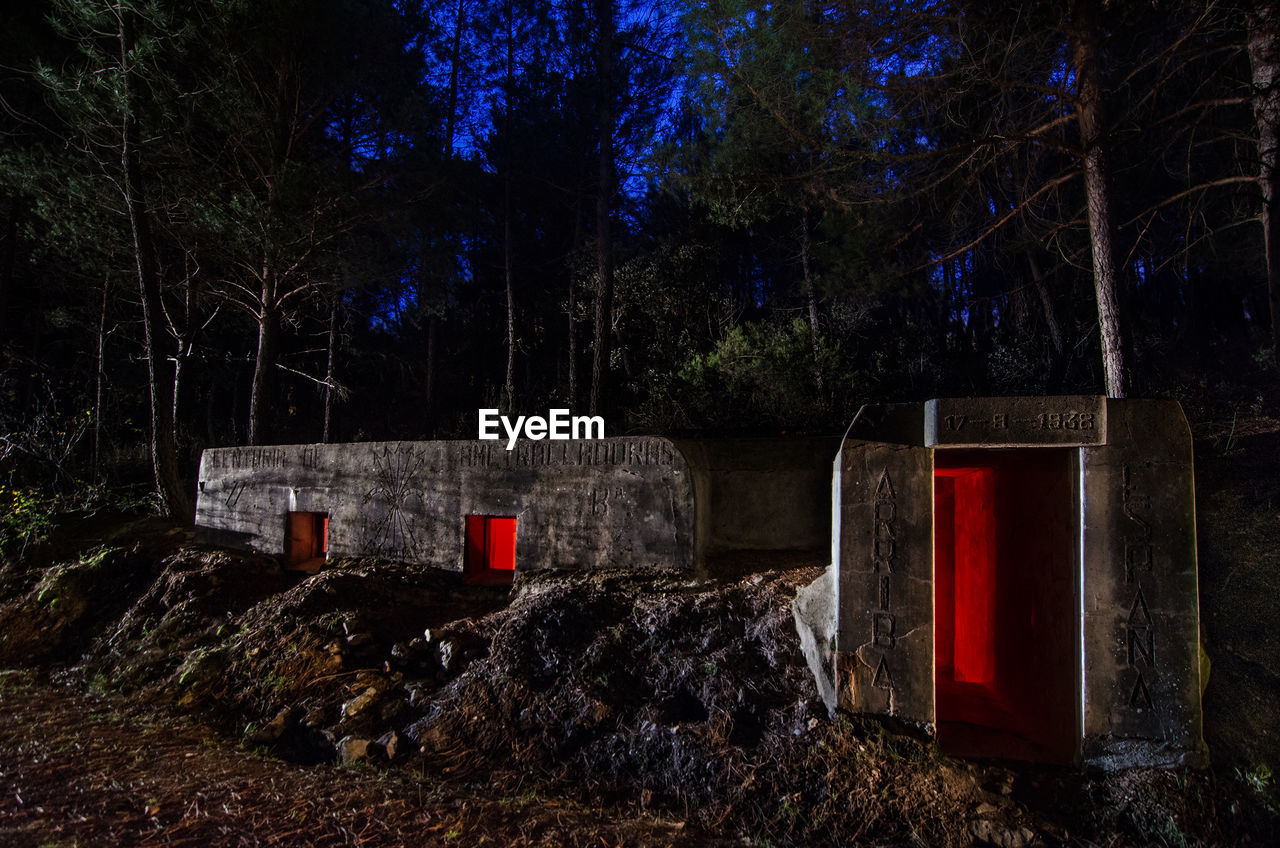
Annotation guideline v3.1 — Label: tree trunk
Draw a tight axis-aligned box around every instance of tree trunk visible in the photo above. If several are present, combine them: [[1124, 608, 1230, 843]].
[[800, 211, 824, 394], [425, 0, 464, 431], [425, 315, 438, 437], [504, 178, 516, 409], [172, 338, 187, 448], [1027, 252, 1064, 357], [568, 191, 584, 407], [1248, 4, 1280, 362], [1070, 0, 1128, 398], [248, 292, 279, 446], [171, 275, 194, 450], [444, 0, 466, 161], [323, 294, 339, 443], [568, 262, 578, 407], [502, 0, 516, 411], [93, 272, 110, 482], [589, 0, 615, 416], [118, 3, 191, 522], [0, 198, 17, 335]]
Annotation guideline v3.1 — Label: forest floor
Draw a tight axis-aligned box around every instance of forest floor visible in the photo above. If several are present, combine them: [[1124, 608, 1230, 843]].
[[0, 669, 717, 847], [2, 409, 1280, 846]]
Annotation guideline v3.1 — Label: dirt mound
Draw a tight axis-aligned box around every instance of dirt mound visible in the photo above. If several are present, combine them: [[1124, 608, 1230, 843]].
[[78, 544, 293, 695], [75, 550, 511, 763], [0, 517, 189, 666], [2, 507, 1278, 845], [408, 569, 822, 792]]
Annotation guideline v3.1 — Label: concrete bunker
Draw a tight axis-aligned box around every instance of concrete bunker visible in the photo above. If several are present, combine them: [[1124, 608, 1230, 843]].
[[195, 436, 834, 579], [795, 396, 1206, 769]]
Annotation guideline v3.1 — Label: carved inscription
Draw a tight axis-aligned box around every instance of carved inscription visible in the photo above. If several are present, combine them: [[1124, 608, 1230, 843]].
[[579, 440, 676, 467], [873, 612, 896, 648], [223, 481, 248, 509], [948, 410, 1096, 433], [1122, 464, 1157, 712], [588, 486, 628, 516], [458, 439, 676, 469], [1035, 411, 1097, 431], [207, 447, 289, 470], [872, 471, 896, 573], [928, 397, 1105, 445], [943, 413, 1010, 432], [1127, 587, 1154, 666], [873, 656, 894, 690], [870, 468, 898, 691], [360, 446, 430, 561], [460, 442, 502, 468]]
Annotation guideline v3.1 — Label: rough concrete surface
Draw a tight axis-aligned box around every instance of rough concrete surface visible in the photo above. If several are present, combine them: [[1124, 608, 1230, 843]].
[[196, 437, 695, 573], [808, 396, 1206, 768]]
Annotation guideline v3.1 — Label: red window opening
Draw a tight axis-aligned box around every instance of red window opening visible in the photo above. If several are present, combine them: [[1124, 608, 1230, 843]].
[[464, 515, 517, 585], [934, 450, 1079, 764], [285, 511, 328, 573]]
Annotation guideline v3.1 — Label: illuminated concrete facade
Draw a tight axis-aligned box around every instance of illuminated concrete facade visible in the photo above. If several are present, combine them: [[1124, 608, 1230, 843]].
[[795, 397, 1206, 768]]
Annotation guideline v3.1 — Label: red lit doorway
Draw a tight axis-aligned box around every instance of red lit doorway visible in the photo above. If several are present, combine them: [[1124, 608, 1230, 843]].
[[934, 449, 1079, 763], [464, 515, 517, 585], [285, 511, 328, 573]]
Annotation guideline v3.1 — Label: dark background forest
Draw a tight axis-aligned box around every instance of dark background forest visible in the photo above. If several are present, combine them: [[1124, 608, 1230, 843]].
[[2, 0, 1278, 523]]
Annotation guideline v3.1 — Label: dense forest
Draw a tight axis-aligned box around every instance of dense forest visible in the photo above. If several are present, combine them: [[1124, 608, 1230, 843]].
[[1, 0, 1277, 522]]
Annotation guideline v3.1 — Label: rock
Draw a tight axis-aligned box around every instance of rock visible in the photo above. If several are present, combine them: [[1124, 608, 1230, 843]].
[[969, 819, 1036, 848], [345, 632, 374, 651], [436, 639, 458, 671], [350, 670, 377, 687], [245, 705, 301, 746], [405, 683, 432, 708], [375, 729, 401, 760], [792, 566, 837, 715], [981, 772, 1016, 796], [434, 631, 487, 673], [338, 735, 371, 763], [343, 686, 380, 719], [378, 697, 405, 723]]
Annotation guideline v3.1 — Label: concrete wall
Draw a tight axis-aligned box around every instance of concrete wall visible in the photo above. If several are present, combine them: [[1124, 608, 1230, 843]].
[[1080, 399, 1206, 768], [195, 438, 694, 572], [674, 437, 838, 558]]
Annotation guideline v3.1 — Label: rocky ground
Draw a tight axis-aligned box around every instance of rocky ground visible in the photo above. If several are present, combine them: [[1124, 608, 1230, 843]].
[[2, 422, 1280, 846], [0, 668, 719, 847]]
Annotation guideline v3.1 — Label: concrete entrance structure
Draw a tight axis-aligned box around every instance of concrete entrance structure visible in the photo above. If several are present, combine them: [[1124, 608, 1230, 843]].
[[794, 396, 1206, 769], [195, 436, 834, 578]]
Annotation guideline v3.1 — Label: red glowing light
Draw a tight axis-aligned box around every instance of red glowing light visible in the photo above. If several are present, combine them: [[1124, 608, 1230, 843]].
[[464, 515, 517, 584], [933, 450, 1078, 764], [284, 511, 328, 572]]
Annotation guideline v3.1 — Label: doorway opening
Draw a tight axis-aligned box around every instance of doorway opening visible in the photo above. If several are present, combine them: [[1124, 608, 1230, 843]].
[[464, 515, 517, 585], [933, 449, 1079, 763], [285, 511, 328, 573]]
